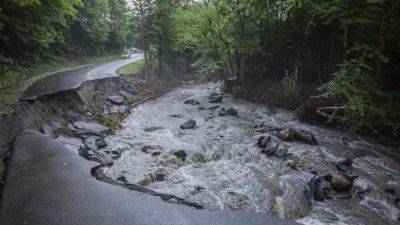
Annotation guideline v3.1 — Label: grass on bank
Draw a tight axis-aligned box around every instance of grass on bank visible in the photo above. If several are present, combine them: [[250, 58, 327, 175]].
[[0, 54, 120, 118], [116, 59, 144, 76]]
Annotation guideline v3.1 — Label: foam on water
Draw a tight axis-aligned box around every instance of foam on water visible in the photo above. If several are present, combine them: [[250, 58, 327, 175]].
[[100, 82, 400, 224]]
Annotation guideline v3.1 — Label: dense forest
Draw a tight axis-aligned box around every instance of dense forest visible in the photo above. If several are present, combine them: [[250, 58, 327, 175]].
[[1, 0, 400, 136], [128, 0, 400, 136]]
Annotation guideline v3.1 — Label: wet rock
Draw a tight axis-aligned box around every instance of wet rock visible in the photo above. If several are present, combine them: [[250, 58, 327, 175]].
[[198, 106, 205, 110], [257, 136, 271, 148], [225, 107, 238, 116], [79, 147, 94, 158], [73, 121, 109, 135], [286, 160, 297, 170], [107, 95, 125, 105], [280, 175, 312, 219], [261, 140, 279, 156], [180, 119, 196, 129], [83, 136, 102, 151], [277, 128, 295, 141], [184, 99, 200, 105], [275, 146, 288, 158], [208, 105, 220, 110], [293, 129, 318, 145], [119, 90, 134, 99], [323, 171, 357, 191], [309, 174, 327, 201], [335, 158, 353, 173], [173, 149, 187, 161], [96, 138, 107, 148], [383, 181, 400, 195], [215, 107, 239, 116], [208, 92, 223, 103], [116, 175, 128, 183], [142, 145, 162, 156]]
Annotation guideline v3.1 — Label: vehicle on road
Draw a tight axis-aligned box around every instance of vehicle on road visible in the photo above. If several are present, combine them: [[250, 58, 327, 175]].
[[122, 53, 131, 59], [129, 47, 141, 53]]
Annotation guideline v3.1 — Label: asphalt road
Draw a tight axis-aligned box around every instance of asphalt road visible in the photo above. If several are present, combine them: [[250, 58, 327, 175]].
[[21, 54, 143, 101], [0, 130, 302, 225]]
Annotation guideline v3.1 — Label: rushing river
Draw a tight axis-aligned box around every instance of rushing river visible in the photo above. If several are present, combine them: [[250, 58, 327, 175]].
[[100, 82, 400, 225]]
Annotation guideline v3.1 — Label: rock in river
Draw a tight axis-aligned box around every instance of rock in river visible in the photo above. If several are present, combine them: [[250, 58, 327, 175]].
[[277, 128, 295, 141], [335, 158, 353, 173], [257, 136, 279, 156], [180, 119, 196, 129], [173, 149, 187, 161], [184, 99, 200, 105], [323, 171, 357, 191], [293, 129, 318, 145], [208, 92, 223, 103]]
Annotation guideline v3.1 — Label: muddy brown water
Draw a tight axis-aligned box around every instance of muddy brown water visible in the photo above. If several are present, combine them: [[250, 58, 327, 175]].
[[100, 82, 400, 225]]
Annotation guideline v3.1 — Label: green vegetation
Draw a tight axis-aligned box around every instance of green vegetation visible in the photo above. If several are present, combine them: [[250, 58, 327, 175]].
[[116, 59, 144, 76], [127, 0, 400, 136]]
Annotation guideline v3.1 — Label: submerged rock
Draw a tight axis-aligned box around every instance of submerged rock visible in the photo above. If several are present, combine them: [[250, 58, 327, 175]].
[[184, 99, 200, 105], [257, 136, 271, 148], [180, 119, 196, 129]]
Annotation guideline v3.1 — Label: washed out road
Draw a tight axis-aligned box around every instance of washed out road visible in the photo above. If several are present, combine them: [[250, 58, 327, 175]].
[[0, 57, 301, 225], [21, 54, 143, 101]]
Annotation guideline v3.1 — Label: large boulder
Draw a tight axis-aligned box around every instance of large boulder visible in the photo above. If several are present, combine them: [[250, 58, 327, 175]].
[[279, 175, 312, 219], [180, 119, 196, 129], [293, 129, 318, 145], [323, 171, 357, 191], [277, 128, 295, 141]]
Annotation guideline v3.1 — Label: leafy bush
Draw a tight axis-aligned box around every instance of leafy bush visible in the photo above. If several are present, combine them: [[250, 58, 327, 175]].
[[320, 45, 397, 134]]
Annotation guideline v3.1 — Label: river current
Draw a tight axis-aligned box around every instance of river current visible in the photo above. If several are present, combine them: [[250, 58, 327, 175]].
[[100, 82, 400, 225]]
